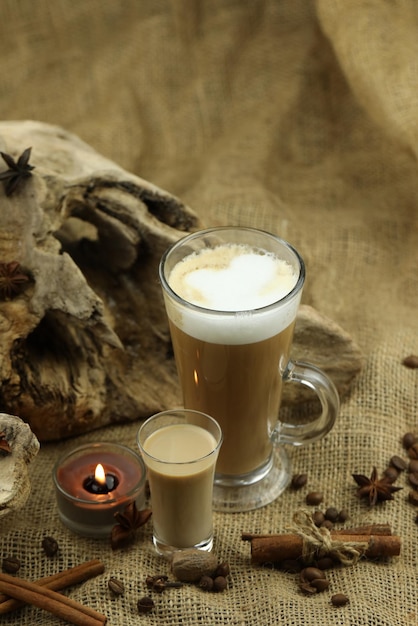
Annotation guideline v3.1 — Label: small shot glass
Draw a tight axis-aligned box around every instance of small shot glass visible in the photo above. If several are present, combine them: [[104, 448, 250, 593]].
[[137, 409, 222, 556]]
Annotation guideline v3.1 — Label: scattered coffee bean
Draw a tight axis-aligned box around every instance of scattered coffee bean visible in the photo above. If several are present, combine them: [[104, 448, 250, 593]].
[[305, 492, 323, 506], [383, 466, 399, 483], [315, 557, 334, 570], [408, 473, 418, 488], [324, 507, 340, 522], [214, 562, 230, 578], [41, 536, 59, 557], [312, 510, 325, 526], [408, 490, 418, 506], [390, 455, 408, 472], [198, 575, 214, 591], [407, 443, 418, 460], [299, 567, 329, 594], [337, 509, 349, 523], [213, 576, 228, 592], [108, 577, 125, 596], [402, 432, 417, 450], [402, 355, 418, 369], [312, 578, 330, 592], [409, 459, 418, 473], [2, 556, 21, 574], [300, 567, 326, 583], [331, 593, 350, 607], [291, 473, 308, 490], [320, 519, 334, 531], [137, 596, 154, 614]]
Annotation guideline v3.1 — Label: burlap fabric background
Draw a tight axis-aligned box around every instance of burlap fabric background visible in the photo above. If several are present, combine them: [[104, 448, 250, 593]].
[[0, 1, 417, 625]]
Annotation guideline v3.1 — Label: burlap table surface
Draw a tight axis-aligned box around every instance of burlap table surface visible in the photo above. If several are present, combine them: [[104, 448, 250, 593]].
[[0, 1, 417, 624]]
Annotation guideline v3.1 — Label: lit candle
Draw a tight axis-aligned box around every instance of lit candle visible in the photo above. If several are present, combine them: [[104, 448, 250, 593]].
[[53, 443, 146, 538]]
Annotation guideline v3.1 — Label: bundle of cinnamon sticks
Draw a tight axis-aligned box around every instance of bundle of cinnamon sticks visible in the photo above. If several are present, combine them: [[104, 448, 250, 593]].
[[242, 523, 401, 565], [0, 559, 106, 625]]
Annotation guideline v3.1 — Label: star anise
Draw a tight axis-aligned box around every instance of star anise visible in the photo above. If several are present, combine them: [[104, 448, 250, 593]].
[[0, 147, 35, 196], [0, 261, 31, 300], [110, 501, 152, 550], [0, 432, 11, 456], [352, 467, 402, 506]]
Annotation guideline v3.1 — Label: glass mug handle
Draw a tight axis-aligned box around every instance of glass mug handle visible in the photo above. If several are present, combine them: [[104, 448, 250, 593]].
[[274, 361, 340, 445]]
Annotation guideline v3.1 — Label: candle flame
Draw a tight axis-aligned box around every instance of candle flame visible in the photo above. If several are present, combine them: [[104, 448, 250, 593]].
[[94, 463, 106, 485], [193, 369, 199, 385]]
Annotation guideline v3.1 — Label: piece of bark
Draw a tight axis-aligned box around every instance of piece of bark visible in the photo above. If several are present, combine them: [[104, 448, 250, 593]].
[[0, 121, 363, 441], [0, 414, 40, 518]]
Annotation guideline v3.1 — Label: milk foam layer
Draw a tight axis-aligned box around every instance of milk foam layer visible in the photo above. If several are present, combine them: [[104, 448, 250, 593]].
[[166, 244, 301, 344]]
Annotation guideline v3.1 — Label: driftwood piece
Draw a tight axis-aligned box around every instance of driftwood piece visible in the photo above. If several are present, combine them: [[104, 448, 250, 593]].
[[0, 121, 363, 441], [0, 414, 40, 518]]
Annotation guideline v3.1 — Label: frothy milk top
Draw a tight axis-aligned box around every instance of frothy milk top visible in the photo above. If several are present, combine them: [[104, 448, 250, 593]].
[[166, 244, 301, 344], [169, 246, 297, 311]]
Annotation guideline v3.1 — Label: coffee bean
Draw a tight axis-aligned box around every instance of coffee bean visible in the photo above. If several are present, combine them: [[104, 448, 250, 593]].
[[137, 597, 154, 614], [402, 355, 418, 369], [324, 507, 340, 522], [331, 593, 350, 607], [305, 492, 323, 506], [390, 455, 408, 471], [213, 576, 228, 592], [2, 556, 21, 574], [41, 536, 59, 557], [108, 577, 125, 596], [383, 466, 400, 483], [316, 557, 334, 570], [408, 472, 418, 488], [408, 490, 418, 506], [402, 432, 417, 450], [312, 578, 330, 592], [337, 509, 349, 522], [291, 473, 308, 490], [320, 519, 334, 531], [409, 459, 418, 473], [312, 510, 325, 526], [407, 443, 418, 460], [299, 567, 329, 594], [300, 567, 326, 582]]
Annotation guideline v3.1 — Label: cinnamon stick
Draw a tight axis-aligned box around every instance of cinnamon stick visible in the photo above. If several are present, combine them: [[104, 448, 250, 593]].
[[0, 559, 105, 615], [245, 531, 401, 565], [0, 572, 107, 626], [242, 523, 393, 542]]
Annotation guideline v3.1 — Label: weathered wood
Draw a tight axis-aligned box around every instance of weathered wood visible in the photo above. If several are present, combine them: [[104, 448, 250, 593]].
[[0, 414, 40, 518], [0, 121, 363, 441]]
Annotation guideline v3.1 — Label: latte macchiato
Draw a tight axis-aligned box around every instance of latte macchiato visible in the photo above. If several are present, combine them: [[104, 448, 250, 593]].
[[160, 227, 338, 512], [165, 243, 299, 476]]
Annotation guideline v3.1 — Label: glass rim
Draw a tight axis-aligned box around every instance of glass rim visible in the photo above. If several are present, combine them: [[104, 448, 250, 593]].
[[137, 409, 223, 466], [52, 442, 146, 505], [159, 226, 305, 315]]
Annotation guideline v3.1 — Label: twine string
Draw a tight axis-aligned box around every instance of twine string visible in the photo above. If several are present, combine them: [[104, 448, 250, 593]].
[[290, 509, 368, 566]]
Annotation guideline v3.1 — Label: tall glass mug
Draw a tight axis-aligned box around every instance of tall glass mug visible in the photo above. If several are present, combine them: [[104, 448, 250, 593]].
[[159, 227, 339, 511]]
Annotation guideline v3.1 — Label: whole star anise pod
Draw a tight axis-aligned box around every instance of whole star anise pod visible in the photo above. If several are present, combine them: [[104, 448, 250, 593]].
[[0, 261, 30, 300], [0, 147, 35, 196], [352, 467, 402, 506], [0, 432, 11, 456], [110, 501, 152, 550]]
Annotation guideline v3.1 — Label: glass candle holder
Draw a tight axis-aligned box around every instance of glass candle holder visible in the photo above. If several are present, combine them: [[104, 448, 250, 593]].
[[53, 442, 146, 538]]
